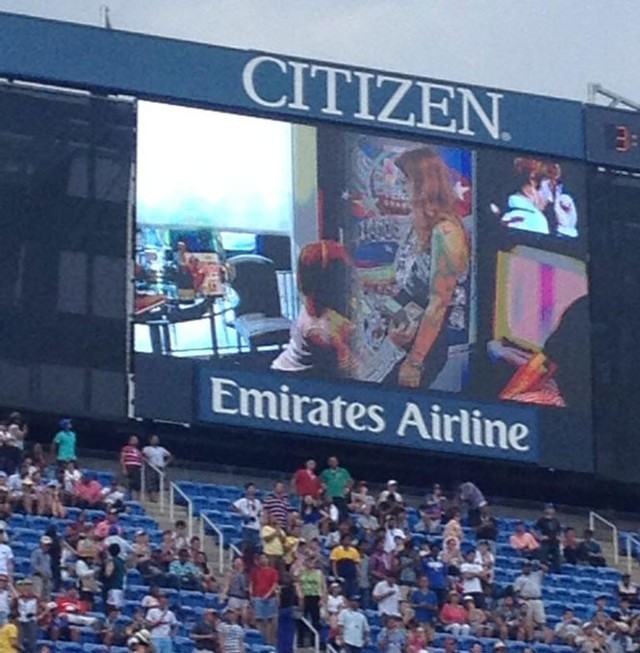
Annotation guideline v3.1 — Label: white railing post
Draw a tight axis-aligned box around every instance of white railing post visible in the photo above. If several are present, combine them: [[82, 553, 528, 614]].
[[141, 461, 166, 513], [298, 616, 320, 653], [200, 512, 225, 574], [169, 482, 194, 541], [588, 511, 619, 564], [624, 534, 640, 575], [627, 536, 632, 575]]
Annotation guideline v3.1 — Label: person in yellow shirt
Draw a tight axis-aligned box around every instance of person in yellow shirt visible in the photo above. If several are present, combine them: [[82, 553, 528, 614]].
[[261, 513, 286, 573], [0, 613, 19, 653], [330, 535, 361, 598]]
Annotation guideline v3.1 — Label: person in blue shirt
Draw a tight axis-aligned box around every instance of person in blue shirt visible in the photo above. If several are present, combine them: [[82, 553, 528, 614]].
[[376, 615, 406, 653], [410, 575, 439, 625], [51, 418, 77, 467], [420, 543, 447, 605]]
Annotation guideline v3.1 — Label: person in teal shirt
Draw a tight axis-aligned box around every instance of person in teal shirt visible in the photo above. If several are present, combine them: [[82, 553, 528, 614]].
[[52, 418, 77, 466], [320, 456, 352, 520]]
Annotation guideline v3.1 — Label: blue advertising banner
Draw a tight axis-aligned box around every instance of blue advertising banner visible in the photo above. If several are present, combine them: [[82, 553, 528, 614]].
[[0, 12, 584, 158], [197, 366, 538, 463]]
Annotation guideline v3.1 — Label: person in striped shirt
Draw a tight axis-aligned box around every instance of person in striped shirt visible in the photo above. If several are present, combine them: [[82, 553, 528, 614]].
[[262, 482, 292, 531], [120, 436, 143, 501], [217, 608, 246, 653]]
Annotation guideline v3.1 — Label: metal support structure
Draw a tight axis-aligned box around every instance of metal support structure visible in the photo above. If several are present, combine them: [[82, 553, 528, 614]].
[[587, 83, 640, 111], [199, 512, 225, 575], [141, 461, 165, 514], [169, 482, 194, 540]]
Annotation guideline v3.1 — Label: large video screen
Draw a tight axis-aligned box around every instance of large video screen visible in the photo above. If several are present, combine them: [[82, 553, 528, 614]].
[[133, 101, 591, 463]]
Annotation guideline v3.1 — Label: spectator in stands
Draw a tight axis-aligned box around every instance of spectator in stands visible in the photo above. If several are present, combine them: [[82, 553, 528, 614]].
[[440, 590, 471, 637], [218, 607, 246, 653], [296, 555, 326, 647], [373, 570, 401, 618], [348, 481, 376, 515], [475, 507, 499, 549], [327, 581, 347, 638], [320, 456, 353, 519], [0, 524, 14, 581], [194, 550, 217, 593], [17, 579, 39, 653], [250, 554, 279, 645], [261, 512, 286, 573], [38, 602, 60, 643], [330, 535, 361, 598], [420, 483, 446, 533], [95, 508, 121, 540], [0, 612, 19, 653], [357, 504, 379, 539], [75, 538, 99, 608], [191, 608, 220, 653], [376, 614, 406, 653], [410, 575, 438, 627], [378, 480, 403, 506], [278, 570, 297, 653], [221, 557, 250, 624], [146, 592, 177, 653], [441, 536, 463, 576], [232, 482, 263, 550], [578, 529, 607, 567], [263, 481, 292, 531], [172, 519, 189, 551], [291, 459, 322, 500], [30, 536, 52, 600], [553, 607, 583, 646], [0, 476, 11, 522], [120, 435, 143, 500], [510, 521, 540, 555], [300, 495, 323, 542], [30, 444, 47, 474], [607, 621, 634, 653], [458, 481, 488, 527], [51, 418, 77, 468], [397, 535, 419, 590], [74, 473, 103, 509], [99, 605, 128, 648], [337, 594, 369, 653], [618, 573, 639, 606], [465, 595, 490, 637], [588, 594, 609, 619], [493, 593, 525, 641], [443, 509, 464, 544], [142, 434, 172, 503], [101, 543, 126, 609], [0, 574, 11, 626], [513, 560, 547, 641], [563, 526, 581, 564], [460, 548, 488, 608], [62, 462, 81, 506], [534, 503, 562, 572], [168, 547, 203, 591], [475, 539, 495, 591], [102, 480, 127, 513]]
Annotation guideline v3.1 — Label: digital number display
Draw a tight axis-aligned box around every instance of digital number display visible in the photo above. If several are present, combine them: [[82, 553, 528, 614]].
[[586, 107, 640, 168]]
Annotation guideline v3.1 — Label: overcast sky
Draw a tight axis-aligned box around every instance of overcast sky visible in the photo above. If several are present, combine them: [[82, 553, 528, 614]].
[[0, 0, 639, 103]]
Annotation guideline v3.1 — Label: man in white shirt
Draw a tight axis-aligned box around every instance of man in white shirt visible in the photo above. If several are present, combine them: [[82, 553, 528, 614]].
[[146, 593, 177, 653], [460, 548, 487, 608], [232, 483, 263, 549], [142, 435, 173, 503], [0, 525, 14, 580], [378, 480, 403, 506], [373, 572, 401, 617], [338, 595, 370, 653]]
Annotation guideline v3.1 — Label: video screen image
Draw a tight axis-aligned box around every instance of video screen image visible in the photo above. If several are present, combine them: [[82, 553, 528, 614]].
[[133, 100, 591, 411], [489, 156, 580, 239]]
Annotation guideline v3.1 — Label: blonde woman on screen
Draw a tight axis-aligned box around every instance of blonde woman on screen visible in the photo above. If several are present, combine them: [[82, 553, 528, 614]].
[[387, 147, 469, 388]]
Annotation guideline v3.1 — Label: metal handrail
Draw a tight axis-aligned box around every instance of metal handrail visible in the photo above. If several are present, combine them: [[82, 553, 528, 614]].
[[170, 482, 194, 540], [228, 542, 242, 568], [141, 461, 166, 514], [589, 511, 619, 564], [298, 616, 320, 653], [624, 533, 640, 574], [200, 511, 225, 574]]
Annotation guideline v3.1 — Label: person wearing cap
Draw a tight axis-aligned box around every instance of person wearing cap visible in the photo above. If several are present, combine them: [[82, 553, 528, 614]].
[[146, 592, 177, 653], [494, 593, 525, 642], [217, 607, 246, 653], [135, 629, 154, 652], [618, 573, 639, 607], [509, 521, 540, 554], [578, 529, 607, 568], [376, 614, 406, 653], [513, 560, 547, 640], [458, 481, 487, 527], [607, 620, 633, 653], [17, 579, 38, 653], [99, 605, 128, 648], [191, 608, 220, 653], [440, 590, 470, 637], [51, 418, 77, 467], [378, 480, 403, 506], [534, 503, 562, 573], [338, 595, 370, 653], [320, 456, 353, 519], [493, 641, 508, 653], [553, 608, 582, 646], [30, 535, 52, 601], [75, 540, 99, 609]]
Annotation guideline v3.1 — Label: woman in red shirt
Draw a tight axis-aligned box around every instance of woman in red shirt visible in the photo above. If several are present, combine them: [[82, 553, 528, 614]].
[[440, 590, 470, 637]]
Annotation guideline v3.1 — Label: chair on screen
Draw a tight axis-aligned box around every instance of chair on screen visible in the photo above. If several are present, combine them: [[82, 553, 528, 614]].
[[227, 254, 292, 351]]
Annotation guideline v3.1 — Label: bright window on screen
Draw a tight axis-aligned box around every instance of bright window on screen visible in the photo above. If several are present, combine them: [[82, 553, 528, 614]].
[[136, 101, 294, 234]]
